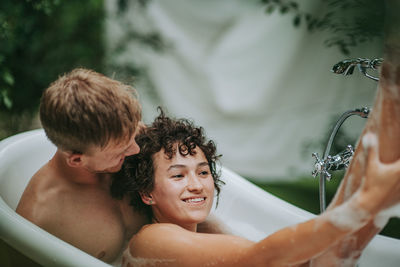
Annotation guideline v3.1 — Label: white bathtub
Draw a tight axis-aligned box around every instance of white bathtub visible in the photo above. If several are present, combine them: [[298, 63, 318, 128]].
[[0, 129, 399, 266]]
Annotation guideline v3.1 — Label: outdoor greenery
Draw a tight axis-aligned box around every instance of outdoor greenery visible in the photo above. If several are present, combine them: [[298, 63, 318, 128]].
[[0, 0, 386, 138], [260, 0, 385, 55], [252, 173, 400, 239], [0, 0, 105, 139], [262, 0, 400, 239], [0, 1, 398, 265]]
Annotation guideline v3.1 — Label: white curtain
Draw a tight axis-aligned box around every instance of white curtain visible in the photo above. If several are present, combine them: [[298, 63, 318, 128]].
[[105, 0, 381, 181]]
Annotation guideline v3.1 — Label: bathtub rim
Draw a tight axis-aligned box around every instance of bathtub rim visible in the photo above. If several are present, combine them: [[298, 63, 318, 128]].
[[0, 129, 111, 267], [1, 129, 400, 267]]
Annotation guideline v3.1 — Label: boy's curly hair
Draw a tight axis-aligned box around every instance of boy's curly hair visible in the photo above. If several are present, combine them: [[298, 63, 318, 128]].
[[111, 108, 223, 220]]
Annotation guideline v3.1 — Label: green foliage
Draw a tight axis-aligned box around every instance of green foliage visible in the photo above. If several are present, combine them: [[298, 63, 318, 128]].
[[260, 0, 385, 55], [0, 0, 105, 139], [0, 0, 105, 114], [253, 175, 400, 239], [107, 0, 167, 79], [106, 0, 167, 106]]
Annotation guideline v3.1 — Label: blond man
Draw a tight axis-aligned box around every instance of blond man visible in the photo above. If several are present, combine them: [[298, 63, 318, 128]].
[[17, 68, 146, 263]]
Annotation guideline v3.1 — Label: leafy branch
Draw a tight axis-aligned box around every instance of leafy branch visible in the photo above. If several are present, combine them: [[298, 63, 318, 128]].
[[0, 0, 61, 110], [260, 0, 385, 55]]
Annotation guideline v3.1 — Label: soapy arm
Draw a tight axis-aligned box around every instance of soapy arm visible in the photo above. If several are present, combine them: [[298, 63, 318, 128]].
[[123, 200, 371, 267], [123, 136, 400, 267]]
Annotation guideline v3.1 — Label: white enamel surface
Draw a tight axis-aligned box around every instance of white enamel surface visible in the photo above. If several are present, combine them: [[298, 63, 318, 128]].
[[0, 130, 399, 266]]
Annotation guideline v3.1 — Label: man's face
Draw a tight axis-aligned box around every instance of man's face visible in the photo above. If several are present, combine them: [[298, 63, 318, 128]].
[[83, 134, 140, 173], [149, 145, 215, 229]]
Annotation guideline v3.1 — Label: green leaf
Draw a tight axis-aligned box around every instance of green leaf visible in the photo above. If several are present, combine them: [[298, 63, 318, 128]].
[[289, 1, 299, 10], [3, 95, 12, 109], [265, 5, 275, 14], [280, 6, 289, 14], [1, 90, 13, 109], [3, 71, 14, 86], [293, 15, 301, 27]]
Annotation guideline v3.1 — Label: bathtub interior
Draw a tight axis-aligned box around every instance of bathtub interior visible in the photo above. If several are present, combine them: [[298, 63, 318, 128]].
[[0, 129, 399, 267]]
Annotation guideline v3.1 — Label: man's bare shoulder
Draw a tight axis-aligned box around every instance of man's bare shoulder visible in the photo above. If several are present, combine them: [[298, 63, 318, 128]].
[[16, 163, 57, 220], [16, 163, 132, 262]]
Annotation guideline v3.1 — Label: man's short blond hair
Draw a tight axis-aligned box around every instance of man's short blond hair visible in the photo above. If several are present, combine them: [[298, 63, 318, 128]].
[[40, 68, 141, 153]]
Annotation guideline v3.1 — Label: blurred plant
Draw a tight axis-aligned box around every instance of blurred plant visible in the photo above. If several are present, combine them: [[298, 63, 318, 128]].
[[260, 0, 385, 55], [106, 0, 168, 106], [1, 0, 60, 111], [108, 0, 167, 69], [0, 0, 105, 139]]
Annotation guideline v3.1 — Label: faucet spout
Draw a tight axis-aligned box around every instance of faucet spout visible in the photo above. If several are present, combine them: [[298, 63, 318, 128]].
[[331, 58, 383, 81]]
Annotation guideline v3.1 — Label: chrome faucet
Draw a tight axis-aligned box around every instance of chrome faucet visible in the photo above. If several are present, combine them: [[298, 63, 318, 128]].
[[311, 57, 381, 213], [312, 107, 370, 213], [331, 58, 383, 81], [312, 145, 354, 181]]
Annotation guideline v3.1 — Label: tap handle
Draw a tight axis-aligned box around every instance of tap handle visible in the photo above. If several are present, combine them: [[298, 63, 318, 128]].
[[311, 152, 332, 180], [312, 145, 355, 180]]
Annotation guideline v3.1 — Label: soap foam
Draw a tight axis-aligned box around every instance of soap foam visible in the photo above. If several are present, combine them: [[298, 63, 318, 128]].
[[374, 203, 400, 229], [122, 248, 176, 267], [336, 251, 361, 267], [362, 132, 377, 151], [322, 193, 370, 231], [343, 174, 354, 200]]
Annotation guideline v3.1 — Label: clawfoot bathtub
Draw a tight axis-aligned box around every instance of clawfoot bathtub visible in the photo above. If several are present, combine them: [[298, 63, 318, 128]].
[[1, 129, 399, 266]]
